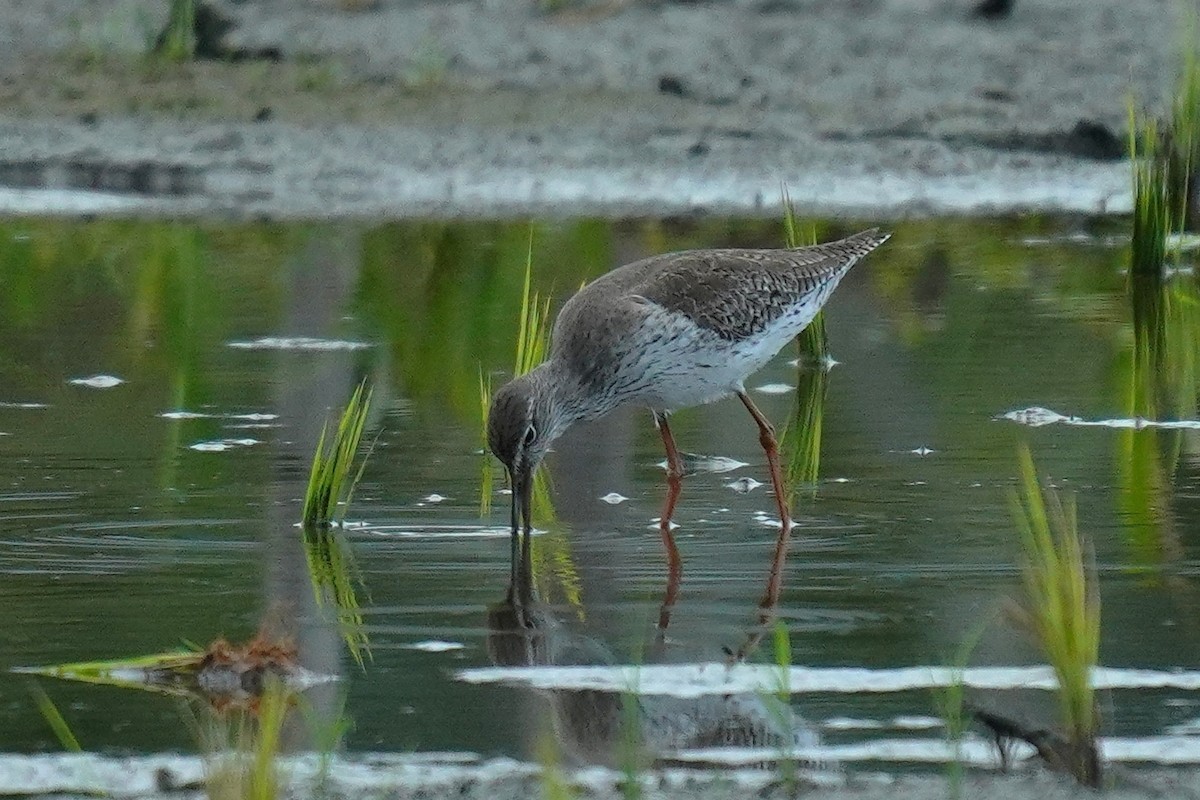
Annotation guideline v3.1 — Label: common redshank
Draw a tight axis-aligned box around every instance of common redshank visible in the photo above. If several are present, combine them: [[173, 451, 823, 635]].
[[487, 228, 890, 578]]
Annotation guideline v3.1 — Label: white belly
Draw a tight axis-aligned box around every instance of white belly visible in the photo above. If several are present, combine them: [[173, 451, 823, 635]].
[[620, 299, 821, 412]]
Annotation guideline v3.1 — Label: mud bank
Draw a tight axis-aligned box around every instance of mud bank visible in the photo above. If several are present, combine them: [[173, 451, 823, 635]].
[[0, 0, 1181, 219]]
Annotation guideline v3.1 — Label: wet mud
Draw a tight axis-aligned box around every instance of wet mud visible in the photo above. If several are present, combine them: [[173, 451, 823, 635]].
[[0, 0, 1177, 218]]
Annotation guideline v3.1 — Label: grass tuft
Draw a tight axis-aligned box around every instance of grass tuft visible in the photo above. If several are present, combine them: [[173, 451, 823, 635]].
[[300, 381, 375, 667], [1170, 17, 1200, 230], [155, 0, 196, 62], [1008, 444, 1101, 787], [1128, 105, 1173, 276], [779, 187, 829, 495], [481, 225, 557, 523], [617, 688, 645, 800], [514, 227, 553, 377], [198, 678, 290, 800], [934, 618, 991, 798], [781, 187, 827, 361], [781, 368, 827, 502], [301, 381, 374, 527]]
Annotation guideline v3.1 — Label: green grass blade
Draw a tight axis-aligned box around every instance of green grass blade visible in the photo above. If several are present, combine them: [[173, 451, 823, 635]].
[[1128, 101, 1172, 275], [301, 381, 374, 527], [479, 368, 495, 516], [1009, 444, 1101, 784], [29, 683, 83, 752], [780, 186, 828, 362], [781, 366, 828, 500], [298, 381, 375, 665]]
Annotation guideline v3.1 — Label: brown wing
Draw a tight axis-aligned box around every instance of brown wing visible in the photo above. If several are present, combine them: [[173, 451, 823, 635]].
[[632, 228, 890, 340]]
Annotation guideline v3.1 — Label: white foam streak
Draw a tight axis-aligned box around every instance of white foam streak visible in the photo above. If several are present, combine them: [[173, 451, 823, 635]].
[[668, 736, 1200, 767], [456, 662, 1200, 697], [226, 337, 371, 351], [1001, 406, 1200, 430]]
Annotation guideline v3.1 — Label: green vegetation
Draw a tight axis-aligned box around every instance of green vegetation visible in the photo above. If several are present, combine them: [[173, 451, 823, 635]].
[[934, 619, 990, 799], [302, 524, 371, 668], [779, 188, 829, 497], [17, 649, 202, 697], [198, 679, 289, 800], [1170, 20, 1200, 230], [156, 0, 196, 62], [536, 731, 580, 800], [300, 381, 375, 667], [301, 381, 374, 527], [299, 692, 352, 795], [1128, 108, 1172, 275], [1127, 25, 1200, 273], [1115, 275, 1199, 572], [781, 188, 827, 362], [29, 683, 83, 752], [1008, 444, 1101, 788], [768, 622, 799, 792], [617, 688, 645, 800], [480, 227, 557, 522], [514, 228, 554, 378], [479, 367, 495, 516], [781, 366, 827, 501]]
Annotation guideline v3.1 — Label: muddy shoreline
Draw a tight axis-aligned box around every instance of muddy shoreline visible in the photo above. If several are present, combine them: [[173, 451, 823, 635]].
[[0, 0, 1180, 219]]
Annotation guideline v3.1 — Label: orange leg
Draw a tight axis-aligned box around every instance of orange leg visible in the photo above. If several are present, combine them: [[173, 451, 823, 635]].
[[654, 411, 684, 635], [736, 390, 792, 655]]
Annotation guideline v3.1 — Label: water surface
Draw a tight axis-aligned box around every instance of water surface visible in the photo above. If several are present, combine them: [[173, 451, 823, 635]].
[[0, 215, 1197, 767]]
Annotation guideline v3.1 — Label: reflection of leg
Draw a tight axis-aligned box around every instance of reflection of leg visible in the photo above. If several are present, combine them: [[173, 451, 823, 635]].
[[654, 411, 684, 635], [735, 391, 792, 660]]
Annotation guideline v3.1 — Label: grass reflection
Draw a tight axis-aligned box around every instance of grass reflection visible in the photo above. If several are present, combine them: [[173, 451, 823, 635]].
[[300, 381, 375, 667], [1117, 275, 1200, 570]]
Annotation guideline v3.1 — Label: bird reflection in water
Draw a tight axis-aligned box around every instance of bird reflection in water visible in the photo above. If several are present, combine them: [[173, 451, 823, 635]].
[[485, 539, 826, 770]]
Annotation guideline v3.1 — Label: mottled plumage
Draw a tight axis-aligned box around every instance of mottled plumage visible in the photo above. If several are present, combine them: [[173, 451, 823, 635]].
[[488, 228, 891, 547]]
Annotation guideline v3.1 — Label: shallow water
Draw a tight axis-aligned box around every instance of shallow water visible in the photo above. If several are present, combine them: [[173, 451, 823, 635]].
[[0, 215, 1198, 767]]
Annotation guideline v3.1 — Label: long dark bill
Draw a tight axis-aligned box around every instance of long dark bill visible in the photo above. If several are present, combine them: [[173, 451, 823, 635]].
[[507, 465, 535, 590]]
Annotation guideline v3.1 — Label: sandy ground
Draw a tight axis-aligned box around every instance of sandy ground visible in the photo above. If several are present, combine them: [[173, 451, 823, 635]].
[[0, 0, 1185, 218]]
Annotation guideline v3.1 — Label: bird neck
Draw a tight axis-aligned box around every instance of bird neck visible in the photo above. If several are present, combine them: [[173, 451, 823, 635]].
[[529, 359, 595, 437]]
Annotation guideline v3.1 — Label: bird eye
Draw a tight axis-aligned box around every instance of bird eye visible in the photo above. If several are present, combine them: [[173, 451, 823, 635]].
[[523, 425, 537, 446]]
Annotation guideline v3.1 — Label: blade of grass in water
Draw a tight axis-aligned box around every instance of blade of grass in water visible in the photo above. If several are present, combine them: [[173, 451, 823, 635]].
[[29, 683, 82, 752], [16, 649, 205, 698], [198, 679, 290, 800], [781, 366, 828, 501], [155, 0, 197, 62], [1170, 14, 1200, 229], [515, 227, 555, 523], [781, 186, 828, 363], [934, 616, 992, 800], [1128, 104, 1172, 275], [300, 381, 375, 666], [479, 367, 495, 516], [1009, 444, 1101, 787], [301, 381, 374, 527]]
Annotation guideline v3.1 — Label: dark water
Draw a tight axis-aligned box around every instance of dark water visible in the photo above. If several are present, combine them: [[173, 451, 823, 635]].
[[0, 216, 1198, 763]]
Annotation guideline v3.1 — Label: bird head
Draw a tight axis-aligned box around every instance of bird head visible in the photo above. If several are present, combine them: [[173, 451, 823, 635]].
[[487, 371, 559, 534]]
